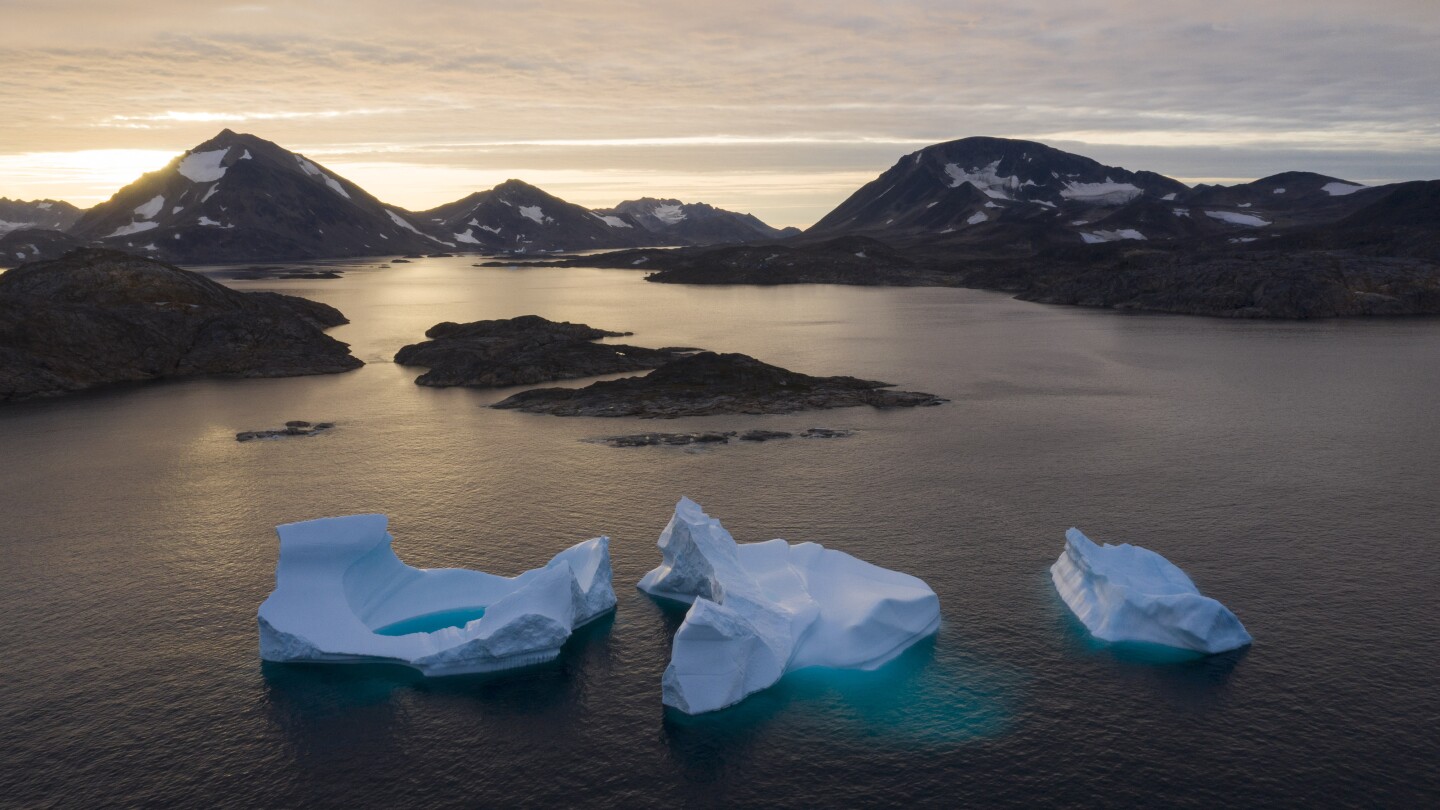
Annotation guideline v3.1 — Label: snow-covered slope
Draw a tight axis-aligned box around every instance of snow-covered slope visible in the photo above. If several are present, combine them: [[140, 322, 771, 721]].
[[638, 498, 941, 714], [258, 514, 616, 675], [1050, 527, 1251, 654], [67, 129, 442, 262]]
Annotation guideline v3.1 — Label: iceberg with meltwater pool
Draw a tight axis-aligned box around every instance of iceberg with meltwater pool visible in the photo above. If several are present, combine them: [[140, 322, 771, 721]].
[[258, 514, 616, 675], [1051, 527, 1252, 654], [639, 498, 941, 714]]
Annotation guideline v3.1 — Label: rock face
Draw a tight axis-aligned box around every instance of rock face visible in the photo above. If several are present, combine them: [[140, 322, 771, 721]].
[[491, 351, 946, 417], [1051, 527, 1252, 654], [0, 249, 361, 402], [258, 514, 617, 676], [594, 198, 800, 246], [394, 314, 697, 387], [639, 498, 941, 714], [66, 129, 442, 262]]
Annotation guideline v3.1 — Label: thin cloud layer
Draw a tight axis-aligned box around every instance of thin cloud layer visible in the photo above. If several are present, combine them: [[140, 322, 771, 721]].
[[1, 0, 1436, 225]]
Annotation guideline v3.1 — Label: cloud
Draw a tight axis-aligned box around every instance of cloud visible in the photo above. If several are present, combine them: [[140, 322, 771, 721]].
[[0, 0, 1436, 225]]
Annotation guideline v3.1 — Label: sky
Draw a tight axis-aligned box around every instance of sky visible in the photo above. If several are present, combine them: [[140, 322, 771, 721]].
[[1, 0, 1437, 228]]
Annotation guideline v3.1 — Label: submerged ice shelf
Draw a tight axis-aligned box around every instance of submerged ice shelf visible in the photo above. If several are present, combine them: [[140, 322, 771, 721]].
[[258, 514, 616, 675], [1051, 528, 1252, 654], [639, 498, 941, 714]]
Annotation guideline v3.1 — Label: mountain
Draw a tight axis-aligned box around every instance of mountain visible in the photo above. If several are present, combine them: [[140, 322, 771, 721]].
[[594, 198, 800, 245], [67, 129, 443, 263], [0, 229, 86, 266], [806, 136, 1188, 240], [0, 198, 84, 235], [417, 180, 650, 253]]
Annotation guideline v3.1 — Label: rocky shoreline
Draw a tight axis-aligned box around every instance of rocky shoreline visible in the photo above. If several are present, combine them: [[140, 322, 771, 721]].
[[587, 428, 856, 447], [0, 249, 362, 402]]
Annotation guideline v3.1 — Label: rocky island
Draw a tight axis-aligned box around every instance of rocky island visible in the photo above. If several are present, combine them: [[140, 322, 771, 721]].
[[394, 314, 699, 387], [492, 351, 945, 417], [0, 249, 361, 402]]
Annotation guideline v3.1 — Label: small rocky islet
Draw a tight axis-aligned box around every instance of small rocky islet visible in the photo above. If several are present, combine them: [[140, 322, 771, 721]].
[[393, 314, 700, 387], [395, 315, 944, 418], [492, 350, 946, 418], [236, 420, 336, 442]]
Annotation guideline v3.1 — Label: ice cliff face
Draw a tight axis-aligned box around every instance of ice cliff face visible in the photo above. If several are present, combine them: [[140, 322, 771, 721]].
[[639, 498, 941, 714], [257, 514, 616, 675], [1051, 528, 1252, 654]]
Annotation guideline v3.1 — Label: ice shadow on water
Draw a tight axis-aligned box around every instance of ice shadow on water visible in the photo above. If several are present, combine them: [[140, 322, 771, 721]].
[[659, 626, 1013, 784], [260, 612, 616, 762]]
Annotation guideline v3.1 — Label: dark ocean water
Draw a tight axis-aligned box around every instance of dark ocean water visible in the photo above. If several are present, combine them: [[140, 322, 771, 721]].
[[1, 258, 1437, 808]]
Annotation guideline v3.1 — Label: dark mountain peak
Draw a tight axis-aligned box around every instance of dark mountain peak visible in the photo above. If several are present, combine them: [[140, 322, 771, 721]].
[[809, 136, 1188, 239], [66, 131, 439, 262]]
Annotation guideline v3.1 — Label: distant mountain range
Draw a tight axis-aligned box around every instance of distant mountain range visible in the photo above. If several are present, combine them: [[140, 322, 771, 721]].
[[513, 136, 1440, 318], [4, 131, 1438, 318], [0, 130, 795, 266]]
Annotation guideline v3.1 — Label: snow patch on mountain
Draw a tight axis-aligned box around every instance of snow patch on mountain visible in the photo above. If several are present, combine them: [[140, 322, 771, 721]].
[[134, 195, 165, 219], [652, 203, 687, 225], [107, 221, 160, 238], [201, 185, 221, 204], [1060, 180, 1142, 205], [296, 157, 351, 199], [1205, 210, 1271, 227], [944, 161, 1019, 199], [966, 211, 989, 225], [519, 205, 550, 225], [592, 213, 632, 228], [177, 149, 229, 183], [453, 229, 481, 244], [386, 209, 424, 234], [1081, 229, 1146, 243], [1322, 182, 1366, 196]]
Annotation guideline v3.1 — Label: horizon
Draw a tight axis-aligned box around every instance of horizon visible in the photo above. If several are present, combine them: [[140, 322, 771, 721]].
[[3, 1, 1439, 228]]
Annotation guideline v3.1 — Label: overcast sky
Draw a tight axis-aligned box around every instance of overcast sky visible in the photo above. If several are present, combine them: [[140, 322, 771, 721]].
[[2, 0, 1437, 226]]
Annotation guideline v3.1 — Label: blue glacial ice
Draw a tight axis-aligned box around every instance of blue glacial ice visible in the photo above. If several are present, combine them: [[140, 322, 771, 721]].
[[1051, 527, 1252, 654], [258, 514, 616, 675], [639, 498, 942, 714]]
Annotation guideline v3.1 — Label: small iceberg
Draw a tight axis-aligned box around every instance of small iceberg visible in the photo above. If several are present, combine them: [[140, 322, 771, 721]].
[[258, 514, 616, 675], [1051, 528, 1252, 654], [639, 498, 941, 714]]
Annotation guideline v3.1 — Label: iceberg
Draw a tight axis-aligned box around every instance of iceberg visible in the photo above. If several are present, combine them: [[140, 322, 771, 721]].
[[258, 514, 616, 675], [1051, 528, 1252, 654], [639, 498, 941, 714]]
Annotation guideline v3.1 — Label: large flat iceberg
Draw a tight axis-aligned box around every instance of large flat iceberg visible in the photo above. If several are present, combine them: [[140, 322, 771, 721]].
[[258, 514, 616, 675], [1051, 528, 1251, 654], [639, 498, 941, 714]]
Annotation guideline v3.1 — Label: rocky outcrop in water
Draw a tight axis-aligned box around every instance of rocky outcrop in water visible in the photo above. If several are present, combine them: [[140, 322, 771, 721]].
[[0, 249, 362, 402], [394, 314, 699, 387], [236, 421, 337, 441], [493, 351, 945, 417]]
